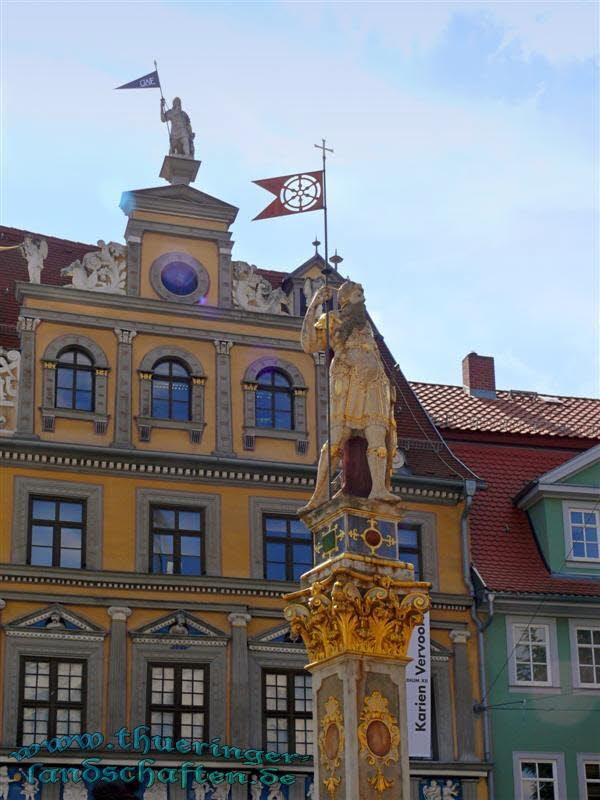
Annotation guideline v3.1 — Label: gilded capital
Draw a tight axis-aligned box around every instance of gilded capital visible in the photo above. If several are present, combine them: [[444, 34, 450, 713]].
[[284, 566, 430, 666]]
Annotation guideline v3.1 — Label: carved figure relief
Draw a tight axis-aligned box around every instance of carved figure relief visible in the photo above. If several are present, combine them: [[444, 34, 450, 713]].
[[0, 767, 20, 800], [192, 781, 211, 800], [62, 780, 89, 800], [266, 783, 283, 800], [0, 349, 20, 428], [232, 262, 290, 315], [61, 240, 127, 294], [143, 780, 167, 800], [20, 236, 48, 283], [19, 778, 39, 800]]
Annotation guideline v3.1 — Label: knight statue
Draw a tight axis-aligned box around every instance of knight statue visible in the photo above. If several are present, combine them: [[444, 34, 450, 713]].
[[161, 97, 195, 158], [300, 280, 398, 510]]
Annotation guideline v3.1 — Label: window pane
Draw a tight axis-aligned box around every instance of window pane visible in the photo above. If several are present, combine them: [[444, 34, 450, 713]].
[[532, 664, 548, 682], [273, 372, 290, 387], [256, 410, 273, 427], [171, 401, 190, 421], [573, 542, 586, 557], [74, 351, 92, 366], [31, 525, 53, 546], [571, 511, 583, 524], [75, 391, 93, 411], [290, 520, 311, 538], [579, 646, 593, 665], [154, 361, 171, 375], [61, 528, 82, 548], [584, 512, 597, 525], [31, 546, 53, 566], [398, 527, 418, 547], [75, 371, 93, 391], [275, 392, 292, 410], [588, 543, 599, 559], [179, 511, 201, 531], [170, 362, 188, 377], [577, 629, 592, 644], [256, 390, 272, 409], [32, 500, 57, 520], [59, 502, 83, 522], [586, 763, 600, 779], [181, 536, 201, 556], [266, 542, 286, 562], [153, 534, 174, 554], [572, 526, 585, 542], [292, 543, 313, 566], [180, 556, 202, 576], [56, 367, 74, 388], [265, 562, 286, 581], [274, 411, 292, 429], [60, 548, 82, 569], [153, 508, 175, 528], [58, 350, 75, 364], [152, 381, 170, 399], [56, 388, 73, 409], [400, 551, 421, 579], [265, 517, 288, 534]]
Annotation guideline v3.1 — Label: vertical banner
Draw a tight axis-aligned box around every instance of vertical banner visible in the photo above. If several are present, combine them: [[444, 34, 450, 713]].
[[406, 611, 431, 758]]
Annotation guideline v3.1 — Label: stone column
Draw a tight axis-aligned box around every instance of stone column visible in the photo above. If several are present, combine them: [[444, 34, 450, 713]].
[[228, 612, 252, 746], [450, 629, 476, 761], [218, 243, 234, 308], [312, 352, 328, 450], [285, 497, 431, 800], [112, 328, 137, 447], [15, 316, 40, 437], [106, 606, 132, 736], [213, 339, 235, 456]]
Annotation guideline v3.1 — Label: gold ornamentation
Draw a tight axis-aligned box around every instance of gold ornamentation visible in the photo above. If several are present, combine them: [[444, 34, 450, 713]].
[[191, 376, 206, 385], [348, 517, 396, 556], [314, 523, 345, 557], [42, 361, 56, 370], [319, 695, 344, 799], [139, 371, 153, 381], [357, 690, 400, 794], [94, 368, 109, 376], [242, 382, 258, 392], [284, 566, 430, 665]]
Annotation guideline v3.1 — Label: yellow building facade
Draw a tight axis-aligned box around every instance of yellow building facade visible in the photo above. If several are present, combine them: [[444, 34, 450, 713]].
[[0, 174, 490, 799]]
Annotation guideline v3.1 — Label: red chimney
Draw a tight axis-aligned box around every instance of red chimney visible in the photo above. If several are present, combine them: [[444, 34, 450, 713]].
[[462, 352, 496, 398]]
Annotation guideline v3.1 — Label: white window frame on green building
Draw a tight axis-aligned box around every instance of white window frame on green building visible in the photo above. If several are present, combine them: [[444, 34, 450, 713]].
[[569, 620, 600, 691], [506, 616, 560, 691], [512, 752, 566, 800]]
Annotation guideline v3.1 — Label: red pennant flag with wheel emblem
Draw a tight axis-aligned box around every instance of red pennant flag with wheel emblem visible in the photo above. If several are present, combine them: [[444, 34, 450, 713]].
[[253, 170, 324, 220]]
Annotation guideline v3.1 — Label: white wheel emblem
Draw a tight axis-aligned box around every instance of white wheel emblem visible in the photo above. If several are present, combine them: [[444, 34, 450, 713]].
[[280, 174, 322, 212]]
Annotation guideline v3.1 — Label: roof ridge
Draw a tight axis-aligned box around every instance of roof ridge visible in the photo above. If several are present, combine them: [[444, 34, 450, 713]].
[[0, 224, 98, 250], [410, 380, 600, 403]]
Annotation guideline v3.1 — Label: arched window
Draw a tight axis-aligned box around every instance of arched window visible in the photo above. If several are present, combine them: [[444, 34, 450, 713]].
[[256, 368, 294, 430], [151, 359, 191, 421], [55, 348, 95, 411]]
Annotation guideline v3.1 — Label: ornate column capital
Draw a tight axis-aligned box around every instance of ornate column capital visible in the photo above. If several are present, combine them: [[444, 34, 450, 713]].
[[107, 606, 132, 622], [17, 316, 41, 333], [213, 339, 234, 356], [449, 629, 471, 645], [114, 328, 137, 345], [228, 612, 252, 628]]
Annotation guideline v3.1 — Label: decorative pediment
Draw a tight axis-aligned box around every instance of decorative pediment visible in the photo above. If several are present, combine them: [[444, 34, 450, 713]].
[[120, 185, 238, 225], [249, 622, 305, 654], [4, 604, 104, 638], [431, 639, 452, 661], [132, 610, 228, 642]]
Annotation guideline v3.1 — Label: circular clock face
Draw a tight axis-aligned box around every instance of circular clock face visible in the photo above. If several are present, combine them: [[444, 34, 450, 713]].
[[149, 252, 210, 303], [160, 261, 199, 295]]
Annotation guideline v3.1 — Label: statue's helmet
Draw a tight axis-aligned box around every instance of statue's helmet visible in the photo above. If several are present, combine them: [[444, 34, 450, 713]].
[[172, 97, 182, 108], [337, 280, 364, 309]]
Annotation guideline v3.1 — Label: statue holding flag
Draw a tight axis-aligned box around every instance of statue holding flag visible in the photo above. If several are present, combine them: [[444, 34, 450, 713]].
[[160, 97, 195, 158]]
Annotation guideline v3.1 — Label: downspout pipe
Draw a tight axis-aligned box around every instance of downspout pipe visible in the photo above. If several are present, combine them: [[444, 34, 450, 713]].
[[460, 478, 495, 800]]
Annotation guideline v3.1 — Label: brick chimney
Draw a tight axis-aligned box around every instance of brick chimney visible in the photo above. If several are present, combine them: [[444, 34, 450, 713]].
[[462, 352, 496, 398]]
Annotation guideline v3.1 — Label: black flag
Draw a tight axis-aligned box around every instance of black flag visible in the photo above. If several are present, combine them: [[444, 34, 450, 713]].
[[115, 70, 160, 90]]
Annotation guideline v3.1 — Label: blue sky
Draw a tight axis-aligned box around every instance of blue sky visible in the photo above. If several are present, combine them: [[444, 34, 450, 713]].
[[1, 1, 598, 396]]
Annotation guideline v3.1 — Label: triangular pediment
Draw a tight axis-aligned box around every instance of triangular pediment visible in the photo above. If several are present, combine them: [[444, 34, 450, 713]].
[[250, 622, 303, 647], [120, 184, 238, 225], [4, 604, 104, 634], [133, 610, 227, 639], [286, 254, 345, 286]]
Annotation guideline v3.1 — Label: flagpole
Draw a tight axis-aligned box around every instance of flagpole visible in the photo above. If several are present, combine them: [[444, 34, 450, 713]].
[[155, 59, 171, 142], [314, 138, 334, 500]]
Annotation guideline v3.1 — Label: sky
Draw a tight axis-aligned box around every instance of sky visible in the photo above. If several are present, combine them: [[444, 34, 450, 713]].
[[1, 0, 598, 396]]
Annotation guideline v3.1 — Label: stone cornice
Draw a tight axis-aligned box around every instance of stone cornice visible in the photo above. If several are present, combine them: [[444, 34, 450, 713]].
[[15, 283, 304, 332]]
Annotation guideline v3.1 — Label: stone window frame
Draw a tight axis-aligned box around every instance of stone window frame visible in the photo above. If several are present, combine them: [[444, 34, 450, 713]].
[[249, 497, 307, 580], [512, 751, 567, 800], [577, 753, 600, 800], [398, 510, 439, 592], [506, 615, 560, 692], [568, 618, 600, 692], [131, 639, 227, 741], [135, 488, 221, 576], [242, 357, 308, 455], [2, 631, 104, 747], [248, 641, 309, 752], [136, 345, 207, 444], [41, 335, 110, 434], [12, 476, 103, 570], [149, 251, 210, 304]]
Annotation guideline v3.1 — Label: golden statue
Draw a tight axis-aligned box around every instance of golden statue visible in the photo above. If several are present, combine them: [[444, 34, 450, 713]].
[[301, 280, 398, 510]]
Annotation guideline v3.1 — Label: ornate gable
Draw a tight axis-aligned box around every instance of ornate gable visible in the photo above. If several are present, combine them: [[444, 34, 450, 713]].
[[4, 604, 105, 639], [132, 609, 228, 644]]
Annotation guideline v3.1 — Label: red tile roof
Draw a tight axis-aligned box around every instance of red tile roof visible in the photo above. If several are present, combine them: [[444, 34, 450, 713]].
[[451, 441, 600, 597], [411, 382, 600, 440]]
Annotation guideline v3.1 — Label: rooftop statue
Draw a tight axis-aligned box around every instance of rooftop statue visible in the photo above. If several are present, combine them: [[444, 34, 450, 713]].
[[161, 96, 195, 158], [232, 261, 291, 315], [61, 240, 126, 294], [20, 235, 48, 284], [300, 280, 399, 510]]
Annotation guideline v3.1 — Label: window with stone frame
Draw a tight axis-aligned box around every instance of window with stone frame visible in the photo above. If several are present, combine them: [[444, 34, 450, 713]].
[[518, 759, 559, 800], [255, 368, 294, 430], [575, 626, 600, 687], [149, 505, 204, 576], [151, 359, 192, 421], [512, 624, 552, 685], [147, 663, 208, 742], [55, 347, 95, 412], [263, 514, 312, 581], [262, 669, 312, 755], [398, 523, 422, 580], [18, 657, 86, 745], [583, 761, 600, 799], [28, 496, 86, 569]]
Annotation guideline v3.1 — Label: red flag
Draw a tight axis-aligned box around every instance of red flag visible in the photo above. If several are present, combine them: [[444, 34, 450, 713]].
[[253, 170, 324, 220]]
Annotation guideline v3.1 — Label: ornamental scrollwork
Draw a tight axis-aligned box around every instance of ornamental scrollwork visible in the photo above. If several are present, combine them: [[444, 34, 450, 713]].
[[357, 690, 401, 794], [318, 695, 344, 799], [283, 568, 430, 664]]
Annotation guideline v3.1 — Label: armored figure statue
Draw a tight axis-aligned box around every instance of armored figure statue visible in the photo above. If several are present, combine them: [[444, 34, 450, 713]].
[[301, 280, 398, 510], [161, 97, 195, 158]]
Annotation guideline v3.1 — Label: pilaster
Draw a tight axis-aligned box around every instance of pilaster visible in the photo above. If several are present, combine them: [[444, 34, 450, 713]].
[[112, 328, 137, 447], [15, 316, 40, 437], [449, 629, 476, 760], [218, 243, 234, 308], [213, 339, 235, 456], [125, 236, 141, 296], [106, 606, 132, 736], [228, 611, 252, 747]]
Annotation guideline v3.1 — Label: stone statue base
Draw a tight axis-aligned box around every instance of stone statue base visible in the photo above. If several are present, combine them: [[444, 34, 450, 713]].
[[159, 155, 201, 186], [284, 494, 430, 800]]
